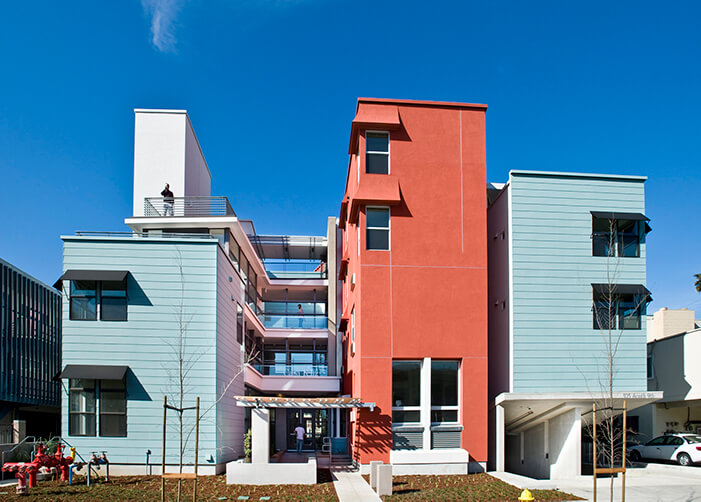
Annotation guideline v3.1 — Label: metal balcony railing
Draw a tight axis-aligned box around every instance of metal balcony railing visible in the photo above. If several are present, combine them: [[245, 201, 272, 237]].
[[264, 260, 327, 279], [144, 196, 235, 217], [252, 364, 329, 377], [262, 314, 327, 330]]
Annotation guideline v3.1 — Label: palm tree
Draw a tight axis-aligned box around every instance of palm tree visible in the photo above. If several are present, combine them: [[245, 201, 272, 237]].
[[695, 273, 701, 292]]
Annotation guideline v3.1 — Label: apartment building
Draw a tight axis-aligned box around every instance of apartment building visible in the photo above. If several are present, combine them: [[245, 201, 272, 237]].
[[628, 308, 701, 442], [487, 170, 661, 479], [57, 110, 343, 475], [337, 98, 489, 474], [0, 259, 61, 441]]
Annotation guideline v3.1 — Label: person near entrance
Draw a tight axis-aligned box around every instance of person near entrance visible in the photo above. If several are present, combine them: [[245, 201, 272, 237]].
[[294, 423, 306, 454]]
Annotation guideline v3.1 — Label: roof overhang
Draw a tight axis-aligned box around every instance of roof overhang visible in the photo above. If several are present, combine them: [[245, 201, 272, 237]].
[[496, 391, 663, 433], [59, 364, 129, 380], [348, 104, 402, 154], [349, 176, 402, 224], [234, 396, 375, 411]]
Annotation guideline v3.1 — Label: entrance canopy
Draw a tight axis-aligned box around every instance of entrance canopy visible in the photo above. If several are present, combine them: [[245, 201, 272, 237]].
[[234, 396, 375, 411]]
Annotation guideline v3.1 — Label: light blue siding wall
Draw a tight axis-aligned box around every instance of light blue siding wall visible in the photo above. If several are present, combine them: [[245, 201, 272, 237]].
[[510, 173, 648, 393], [215, 247, 246, 464], [61, 237, 219, 465]]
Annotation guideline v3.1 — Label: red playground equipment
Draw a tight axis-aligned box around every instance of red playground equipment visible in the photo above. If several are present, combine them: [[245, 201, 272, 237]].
[[1, 443, 75, 496]]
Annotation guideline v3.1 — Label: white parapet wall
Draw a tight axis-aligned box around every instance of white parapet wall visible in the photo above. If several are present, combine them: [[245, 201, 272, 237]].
[[225, 457, 317, 485], [383, 448, 470, 475]]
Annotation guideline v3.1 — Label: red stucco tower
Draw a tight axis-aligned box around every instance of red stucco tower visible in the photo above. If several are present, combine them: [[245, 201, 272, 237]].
[[338, 98, 489, 473]]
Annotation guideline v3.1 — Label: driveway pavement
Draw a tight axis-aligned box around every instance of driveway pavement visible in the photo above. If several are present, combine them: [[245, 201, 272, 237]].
[[491, 463, 701, 502]]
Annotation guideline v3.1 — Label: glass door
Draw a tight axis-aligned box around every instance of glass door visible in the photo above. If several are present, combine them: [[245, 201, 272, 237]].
[[287, 409, 329, 451]]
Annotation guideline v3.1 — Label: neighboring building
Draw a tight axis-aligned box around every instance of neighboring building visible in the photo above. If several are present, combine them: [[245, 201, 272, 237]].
[[0, 258, 61, 441], [629, 308, 701, 442], [58, 109, 343, 475], [487, 170, 661, 479], [337, 98, 489, 474]]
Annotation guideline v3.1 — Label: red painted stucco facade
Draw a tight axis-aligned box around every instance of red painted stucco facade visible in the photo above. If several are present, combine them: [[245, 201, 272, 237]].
[[338, 98, 488, 468]]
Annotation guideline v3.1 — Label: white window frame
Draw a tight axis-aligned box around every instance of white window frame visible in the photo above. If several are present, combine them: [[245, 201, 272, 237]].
[[365, 131, 390, 175], [365, 206, 390, 251], [430, 360, 460, 425], [350, 307, 355, 356], [392, 360, 422, 425]]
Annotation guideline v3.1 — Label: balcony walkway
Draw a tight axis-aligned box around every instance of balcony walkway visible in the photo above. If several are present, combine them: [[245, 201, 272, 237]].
[[331, 466, 381, 502]]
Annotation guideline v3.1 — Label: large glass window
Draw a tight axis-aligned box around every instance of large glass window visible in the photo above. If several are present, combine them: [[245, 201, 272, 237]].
[[366, 207, 390, 250], [237, 303, 244, 345], [70, 281, 97, 320], [99, 379, 127, 437], [392, 361, 421, 423], [366, 132, 389, 174], [100, 280, 127, 321], [69, 379, 96, 436], [593, 289, 646, 330], [431, 361, 459, 423], [592, 216, 643, 258], [229, 233, 240, 270]]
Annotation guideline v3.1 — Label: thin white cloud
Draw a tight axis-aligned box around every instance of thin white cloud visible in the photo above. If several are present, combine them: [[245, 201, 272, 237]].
[[142, 0, 184, 53]]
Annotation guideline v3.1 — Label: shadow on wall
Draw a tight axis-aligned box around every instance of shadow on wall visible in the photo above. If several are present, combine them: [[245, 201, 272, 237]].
[[128, 276, 152, 306], [355, 408, 392, 457], [126, 368, 152, 401], [649, 336, 691, 401]]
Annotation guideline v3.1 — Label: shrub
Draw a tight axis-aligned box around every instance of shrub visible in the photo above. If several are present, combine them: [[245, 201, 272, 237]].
[[244, 429, 252, 462]]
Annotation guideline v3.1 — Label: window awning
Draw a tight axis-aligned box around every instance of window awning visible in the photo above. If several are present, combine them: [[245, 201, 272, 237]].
[[590, 211, 649, 222], [592, 283, 652, 299], [59, 270, 129, 282], [234, 396, 375, 411], [59, 364, 129, 380]]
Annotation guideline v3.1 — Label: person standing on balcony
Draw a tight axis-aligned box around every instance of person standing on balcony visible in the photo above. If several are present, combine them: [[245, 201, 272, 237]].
[[297, 304, 304, 328], [294, 423, 306, 454], [161, 183, 174, 216]]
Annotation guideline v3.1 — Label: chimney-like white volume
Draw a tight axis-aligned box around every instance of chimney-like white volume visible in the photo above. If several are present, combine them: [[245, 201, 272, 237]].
[[132, 109, 212, 217]]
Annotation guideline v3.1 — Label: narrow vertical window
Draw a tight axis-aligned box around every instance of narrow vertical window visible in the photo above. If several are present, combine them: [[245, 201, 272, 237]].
[[237, 303, 244, 345], [366, 207, 390, 250], [99, 379, 127, 437], [69, 379, 96, 436], [350, 307, 355, 356], [365, 132, 389, 174], [100, 280, 127, 321], [69, 281, 97, 320], [392, 361, 421, 423], [431, 361, 459, 423]]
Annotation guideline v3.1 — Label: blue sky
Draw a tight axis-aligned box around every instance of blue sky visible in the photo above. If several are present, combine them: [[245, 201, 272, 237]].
[[0, 0, 699, 312]]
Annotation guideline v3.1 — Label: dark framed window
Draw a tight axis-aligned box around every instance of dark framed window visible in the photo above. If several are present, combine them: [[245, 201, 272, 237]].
[[392, 361, 421, 423], [237, 303, 244, 345], [100, 280, 127, 321], [70, 280, 127, 321], [229, 234, 240, 271], [70, 281, 97, 320], [431, 361, 459, 423], [593, 289, 646, 330], [366, 132, 389, 174], [647, 354, 654, 379], [366, 207, 390, 250], [69, 379, 96, 436], [592, 216, 643, 258], [99, 379, 127, 437]]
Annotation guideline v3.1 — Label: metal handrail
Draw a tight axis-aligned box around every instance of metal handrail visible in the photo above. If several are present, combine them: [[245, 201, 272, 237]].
[[74, 231, 215, 240], [253, 364, 329, 377], [144, 196, 235, 217], [1, 436, 37, 480]]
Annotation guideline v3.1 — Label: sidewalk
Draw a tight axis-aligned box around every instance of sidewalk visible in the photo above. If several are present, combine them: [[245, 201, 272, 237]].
[[331, 466, 381, 502]]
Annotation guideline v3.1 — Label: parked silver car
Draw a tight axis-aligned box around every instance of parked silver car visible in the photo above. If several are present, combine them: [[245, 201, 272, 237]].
[[629, 433, 701, 466]]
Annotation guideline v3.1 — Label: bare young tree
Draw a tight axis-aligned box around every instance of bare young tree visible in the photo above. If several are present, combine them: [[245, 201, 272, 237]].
[[586, 217, 650, 502], [163, 248, 257, 501]]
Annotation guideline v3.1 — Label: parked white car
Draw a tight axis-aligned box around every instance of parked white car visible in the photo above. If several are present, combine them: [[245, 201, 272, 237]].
[[629, 433, 701, 466]]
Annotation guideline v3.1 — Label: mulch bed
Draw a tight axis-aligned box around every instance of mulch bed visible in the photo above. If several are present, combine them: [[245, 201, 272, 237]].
[[362, 472, 583, 501], [0, 470, 338, 501]]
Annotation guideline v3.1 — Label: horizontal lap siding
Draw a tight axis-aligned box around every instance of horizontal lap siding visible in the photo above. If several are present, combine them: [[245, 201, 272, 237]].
[[510, 175, 647, 393], [215, 248, 245, 464], [61, 238, 218, 465]]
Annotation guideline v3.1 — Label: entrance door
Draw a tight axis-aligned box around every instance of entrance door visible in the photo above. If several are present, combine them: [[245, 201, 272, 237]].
[[287, 409, 329, 451]]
